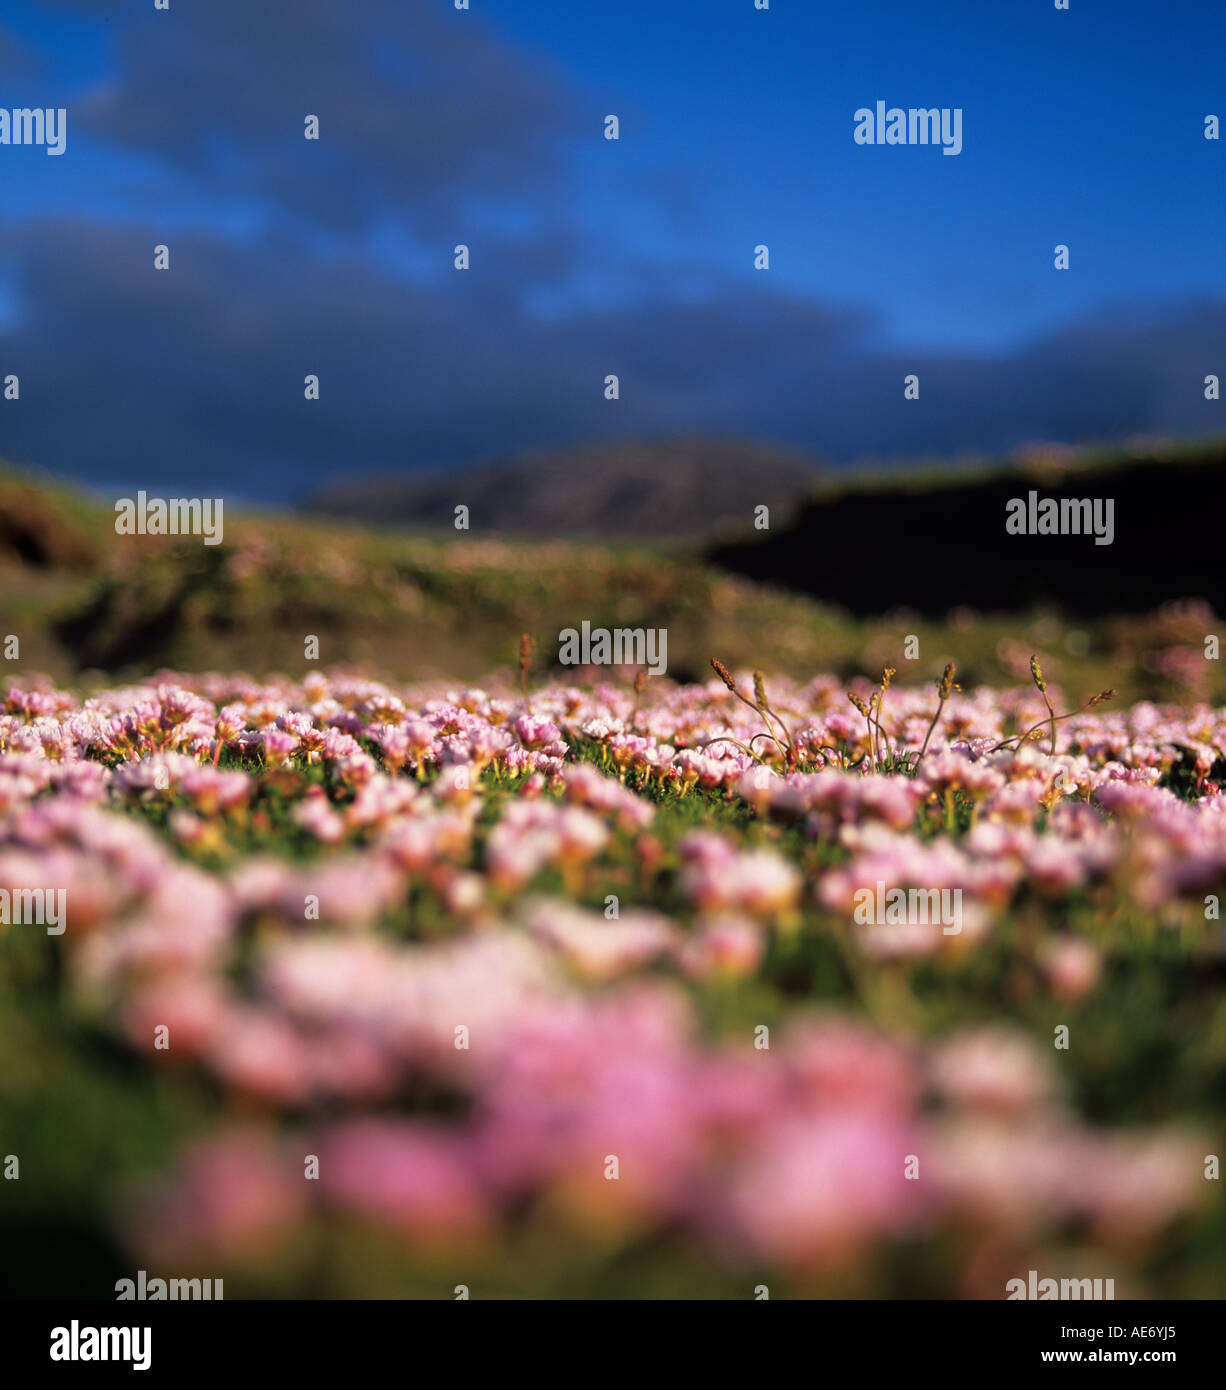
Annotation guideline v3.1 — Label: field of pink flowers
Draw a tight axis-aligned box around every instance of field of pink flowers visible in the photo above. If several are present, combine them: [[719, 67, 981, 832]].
[[2, 660, 1225, 1298]]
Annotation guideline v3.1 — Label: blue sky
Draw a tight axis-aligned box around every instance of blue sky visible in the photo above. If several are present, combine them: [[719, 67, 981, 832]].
[[0, 0, 1223, 499], [482, 0, 1226, 347]]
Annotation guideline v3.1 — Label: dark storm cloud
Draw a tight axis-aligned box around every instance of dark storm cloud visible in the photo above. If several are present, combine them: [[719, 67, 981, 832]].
[[815, 300, 1225, 463], [0, 24, 38, 78], [42, 0, 580, 234], [3, 2, 1223, 499], [0, 219, 871, 495], [2, 216, 1223, 501]]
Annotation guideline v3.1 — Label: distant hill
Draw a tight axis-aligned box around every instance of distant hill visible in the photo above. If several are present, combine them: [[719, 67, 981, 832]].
[[302, 438, 820, 539], [1, 454, 1224, 701], [708, 440, 1226, 618]]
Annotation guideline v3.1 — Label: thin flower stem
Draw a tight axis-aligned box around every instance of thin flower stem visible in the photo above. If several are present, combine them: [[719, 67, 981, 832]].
[[987, 691, 1114, 755], [697, 735, 770, 767], [917, 695, 945, 764]]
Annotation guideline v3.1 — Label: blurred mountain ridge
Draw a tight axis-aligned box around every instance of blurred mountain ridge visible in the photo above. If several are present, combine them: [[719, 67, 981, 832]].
[[302, 437, 821, 538]]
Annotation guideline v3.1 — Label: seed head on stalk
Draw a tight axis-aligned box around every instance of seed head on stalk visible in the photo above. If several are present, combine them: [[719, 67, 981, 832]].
[[875, 667, 897, 767], [987, 687, 1116, 756], [712, 658, 790, 764], [753, 669, 797, 768], [848, 690, 875, 772], [711, 658, 738, 693], [1031, 654, 1057, 754]]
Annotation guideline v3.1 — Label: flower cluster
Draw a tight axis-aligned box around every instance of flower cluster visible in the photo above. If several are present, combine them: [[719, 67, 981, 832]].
[[1, 667, 1221, 1296]]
